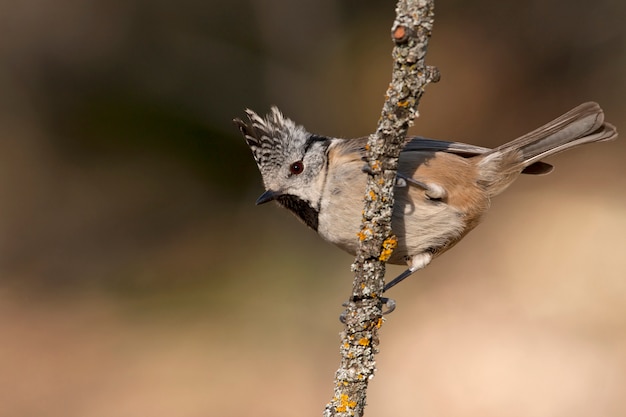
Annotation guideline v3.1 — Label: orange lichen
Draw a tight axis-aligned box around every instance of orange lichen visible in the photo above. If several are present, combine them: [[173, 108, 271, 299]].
[[358, 337, 370, 346], [357, 228, 372, 241], [336, 394, 357, 413], [379, 236, 398, 261], [368, 190, 377, 200]]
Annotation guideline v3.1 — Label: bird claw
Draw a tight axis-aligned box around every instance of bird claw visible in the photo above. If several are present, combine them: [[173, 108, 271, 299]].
[[396, 173, 447, 200], [381, 297, 397, 314], [338, 296, 397, 323], [339, 309, 348, 324], [361, 164, 375, 175]]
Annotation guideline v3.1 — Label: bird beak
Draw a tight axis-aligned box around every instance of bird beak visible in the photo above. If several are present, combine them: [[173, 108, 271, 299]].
[[256, 190, 278, 205]]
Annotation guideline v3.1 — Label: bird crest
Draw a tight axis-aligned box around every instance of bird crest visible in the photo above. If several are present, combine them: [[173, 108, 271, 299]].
[[233, 106, 309, 178]]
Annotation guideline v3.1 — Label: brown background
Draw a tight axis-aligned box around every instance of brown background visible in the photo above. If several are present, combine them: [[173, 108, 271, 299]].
[[1, 0, 625, 416]]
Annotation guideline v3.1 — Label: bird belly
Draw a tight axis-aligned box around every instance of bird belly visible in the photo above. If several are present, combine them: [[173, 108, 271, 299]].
[[317, 178, 470, 266], [387, 189, 467, 264], [317, 150, 487, 265]]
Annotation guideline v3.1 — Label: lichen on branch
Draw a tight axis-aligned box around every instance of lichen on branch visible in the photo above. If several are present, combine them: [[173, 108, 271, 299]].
[[324, 1, 438, 416]]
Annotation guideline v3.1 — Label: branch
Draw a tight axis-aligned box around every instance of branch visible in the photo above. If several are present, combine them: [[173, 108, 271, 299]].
[[324, 1, 438, 416]]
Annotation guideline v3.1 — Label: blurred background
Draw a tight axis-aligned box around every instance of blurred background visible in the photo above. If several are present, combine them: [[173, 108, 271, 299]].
[[0, 0, 625, 415]]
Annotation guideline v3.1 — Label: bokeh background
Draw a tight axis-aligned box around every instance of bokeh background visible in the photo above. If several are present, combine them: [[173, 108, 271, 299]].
[[1, 0, 625, 416]]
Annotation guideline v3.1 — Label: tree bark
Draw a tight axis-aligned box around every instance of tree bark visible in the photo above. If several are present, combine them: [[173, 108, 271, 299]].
[[324, 1, 438, 416]]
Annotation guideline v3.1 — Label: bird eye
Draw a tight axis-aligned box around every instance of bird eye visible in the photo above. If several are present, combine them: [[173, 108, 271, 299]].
[[289, 160, 304, 175]]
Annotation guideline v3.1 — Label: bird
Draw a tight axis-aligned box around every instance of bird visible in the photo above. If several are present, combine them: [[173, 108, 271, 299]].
[[234, 102, 617, 292]]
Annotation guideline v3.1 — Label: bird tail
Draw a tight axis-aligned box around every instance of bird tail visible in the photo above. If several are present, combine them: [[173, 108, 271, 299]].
[[477, 102, 617, 196]]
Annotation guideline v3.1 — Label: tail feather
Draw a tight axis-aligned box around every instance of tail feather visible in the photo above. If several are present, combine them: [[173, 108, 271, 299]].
[[477, 102, 618, 196], [501, 102, 617, 166]]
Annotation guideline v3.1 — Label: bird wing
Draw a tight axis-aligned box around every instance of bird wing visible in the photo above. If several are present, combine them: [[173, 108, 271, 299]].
[[402, 137, 491, 156], [334, 136, 551, 175], [402, 136, 553, 175], [334, 136, 490, 157]]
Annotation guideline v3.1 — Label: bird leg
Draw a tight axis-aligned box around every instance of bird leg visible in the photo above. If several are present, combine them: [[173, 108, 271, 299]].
[[383, 252, 432, 292]]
